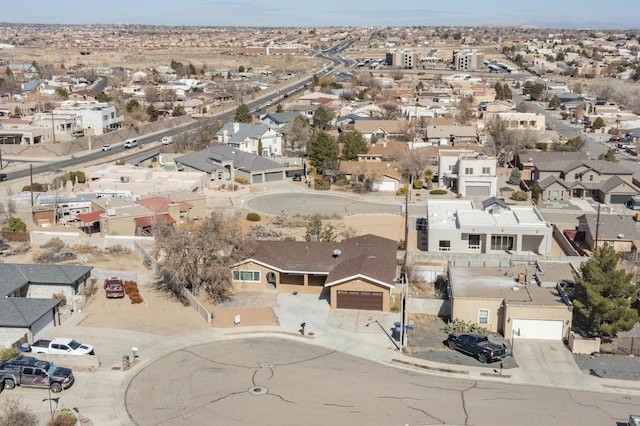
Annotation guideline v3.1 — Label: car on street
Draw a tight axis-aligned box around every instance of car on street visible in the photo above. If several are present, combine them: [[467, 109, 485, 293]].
[[0, 173, 7, 181], [610, 136, 620, 142], [102, 144, 112, 151], [27, 337, 95, 355], [161, 136, 174, 145], [444, 333, 507, 363]]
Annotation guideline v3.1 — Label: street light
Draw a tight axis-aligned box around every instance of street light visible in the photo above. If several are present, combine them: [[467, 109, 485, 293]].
[[366, 320, 400, 351]]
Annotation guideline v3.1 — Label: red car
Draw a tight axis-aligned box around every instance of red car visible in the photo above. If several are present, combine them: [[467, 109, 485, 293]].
[[104, 277, 125, 298], [609, 136, 620, 142]]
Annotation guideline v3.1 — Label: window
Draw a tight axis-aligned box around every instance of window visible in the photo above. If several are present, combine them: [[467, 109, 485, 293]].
[[574, 173, 580, 179], [438, 240, 451, 252], [464, 167, 474, 175], [589, 175, 594, 181], [448, 165, 454, 171], [478, 309, 489, 325], [482, 167, 491, 174], [468, 234, 480, 250], [233, 270, 260, 282], [490, 235, 514, 251]]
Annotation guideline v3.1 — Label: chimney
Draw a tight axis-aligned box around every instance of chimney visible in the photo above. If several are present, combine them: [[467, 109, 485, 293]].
[[233, 122, 240, 133], [167, 203, 180, 222]]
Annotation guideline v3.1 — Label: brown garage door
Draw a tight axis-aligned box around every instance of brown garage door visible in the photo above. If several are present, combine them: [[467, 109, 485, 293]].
[[336, 290, 383, 310]]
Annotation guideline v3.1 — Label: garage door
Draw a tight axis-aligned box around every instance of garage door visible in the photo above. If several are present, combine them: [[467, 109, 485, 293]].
[[336, 290, 383, 310], [610, 194, 631, 204], [251, 174, 263, 184], [376, 181, 396, 192], [512, 319, 563, 340], [264, 171, 283, 182], [31, 311, 56, 341], [466, 184, 490, 196]]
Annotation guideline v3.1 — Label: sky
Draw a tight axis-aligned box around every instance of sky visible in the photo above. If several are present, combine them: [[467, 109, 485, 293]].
[[2, 0, 639, 29]]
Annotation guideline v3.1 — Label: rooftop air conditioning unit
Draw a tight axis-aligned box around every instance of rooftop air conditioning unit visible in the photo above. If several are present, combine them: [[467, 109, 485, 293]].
[[120, 176, 130, 183]]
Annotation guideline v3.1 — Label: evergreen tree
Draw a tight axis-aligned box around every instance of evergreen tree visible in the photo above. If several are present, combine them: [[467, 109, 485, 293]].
[[308, 131, 339, 172], [312, 106, 332, 131], [305, 215, 336, 242], [507, 168, 521, 185], [573, 244, 639, 336], [338, 131, 368, 160], [234, 103, 252, 123], [257, 139, 263, 156], [603, 148, 618, 163]]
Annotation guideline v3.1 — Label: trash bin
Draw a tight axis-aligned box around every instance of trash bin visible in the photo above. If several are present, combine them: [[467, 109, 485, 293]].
[[392, 322, 401, 341], [19, 343, 31, 353]]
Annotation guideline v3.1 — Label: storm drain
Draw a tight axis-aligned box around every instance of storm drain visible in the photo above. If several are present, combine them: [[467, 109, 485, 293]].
[[248, 386, 268, 396]]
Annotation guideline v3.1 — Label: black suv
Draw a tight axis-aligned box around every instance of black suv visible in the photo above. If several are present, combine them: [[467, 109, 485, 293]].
[[0, 356, 74, 393], [0, 173, 7, 181]]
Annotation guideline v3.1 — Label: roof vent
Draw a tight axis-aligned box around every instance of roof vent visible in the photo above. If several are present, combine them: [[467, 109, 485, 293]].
[[333, 249, 342, 259], [512, 286, 520, 291], [618, 233, 624, 238]]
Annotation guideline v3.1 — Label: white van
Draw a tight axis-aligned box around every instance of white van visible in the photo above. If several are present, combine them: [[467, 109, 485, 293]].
[[124, 138, 138, 149], [162, 136, 174, 145]]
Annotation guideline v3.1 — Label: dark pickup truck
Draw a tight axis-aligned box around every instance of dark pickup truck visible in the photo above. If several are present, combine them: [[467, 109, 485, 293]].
[[0, 356, 74, 393], [445, 333, 507, 363]]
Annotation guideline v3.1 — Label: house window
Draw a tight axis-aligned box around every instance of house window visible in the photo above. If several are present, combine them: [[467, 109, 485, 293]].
[[574, 173, 580, 179], [589, 175, 593, 181], [448, 165, 454, 171], [438, 240, 451, 252], [464, 168, 473, 175], [468, 234, 481, 250], [490, 235, 514, 251], [482, 167, 491, 174], [233, 270, 260, 282], [478, 309, 489, 325]]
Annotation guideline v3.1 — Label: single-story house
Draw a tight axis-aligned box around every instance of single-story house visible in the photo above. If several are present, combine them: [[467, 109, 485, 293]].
[[176, 145, 286, 185], [448, 262, 574, 341], [231, 234, 398, 311], [0, 264, 93, 349]]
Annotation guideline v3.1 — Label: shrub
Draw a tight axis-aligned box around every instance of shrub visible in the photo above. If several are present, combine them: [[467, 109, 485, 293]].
[[22, 182, 48, 192], [314, 176, 330, 190], [442, 318, 490, 335], [3, 217, 27, 232], [334, 174, 348, 186], [41, 237, 65, 251], [396, 187, 408, 196], [413, 180, 424, 190], [124, 280, 138, 295], [104, 244, 131, 255], [511, 190, 528, 201], [246, 212, 261, 222], [0, 347, 20, 361], [397, 239, 406, 250], [234, 176, 249, 185], [130, 292, 143, 304], [48, 409, 78, 426], [430, 189, 448, 195]]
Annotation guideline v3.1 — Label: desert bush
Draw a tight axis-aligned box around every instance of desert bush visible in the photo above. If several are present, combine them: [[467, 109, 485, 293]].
[[430, 189, 448, 195], [22, 182, 48, 192], [334, 174, 348, 186], [72, 243, 97, 254], [124, 280, 138, 295], [396, 187, 408, 196], [130, 292, 143, 304], [397, 239, 406, 250], [12, 242, 31, 254], [0, 347, 20, 361], [0, 398, 38, 426], [246, 212, 261, 222], [314, 176, 330, 190], [84, 279, 98, 297], [442, 318, 490, 335], [33, 248, 76, 264], [52, 293, 67, 306], [41, 237, 65, 251], [48, 409, 78, 426], [413, 180, 424, 190], [104, 244, 132, 255], [234, 176, 249, 185], [511, 190, 528, 201]]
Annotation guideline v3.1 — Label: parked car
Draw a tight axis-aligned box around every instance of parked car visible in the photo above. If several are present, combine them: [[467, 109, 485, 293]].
[[0, 356, 74, 393], [161, 136, 174, 145], [0, 241, 11, 255], [610, 136, 620, 142], [102, 144, 112, 151], [28, 337, 95, 355], [104, 277, 125, 298], [0, 173, 7, 181], [444, 333, 507, 363]]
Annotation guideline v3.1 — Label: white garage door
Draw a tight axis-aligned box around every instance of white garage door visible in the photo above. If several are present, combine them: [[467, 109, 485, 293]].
[[512, 319, 563, 340], [466, 184, 490, 196], [31, 311, 56, 341], [376, 181, 396, 192]]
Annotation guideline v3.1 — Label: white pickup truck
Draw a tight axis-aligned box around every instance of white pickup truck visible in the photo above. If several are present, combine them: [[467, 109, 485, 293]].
[[28, 337, 95, 355]]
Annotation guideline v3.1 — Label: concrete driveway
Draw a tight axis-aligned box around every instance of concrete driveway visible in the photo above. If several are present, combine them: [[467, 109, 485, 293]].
[[509, 339, 594, 390]]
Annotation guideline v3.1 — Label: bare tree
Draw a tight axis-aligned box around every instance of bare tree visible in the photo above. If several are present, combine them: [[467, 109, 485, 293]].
[[456, 96, 475, 124], [401, 148, 431, 180], [153, 212, 252, 302], [374, 102, 401, 120], [281, 116, 310, 152]]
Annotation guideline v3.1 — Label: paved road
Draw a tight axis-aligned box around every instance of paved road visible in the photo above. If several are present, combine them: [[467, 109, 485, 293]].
[[124, 338, 639, 426]]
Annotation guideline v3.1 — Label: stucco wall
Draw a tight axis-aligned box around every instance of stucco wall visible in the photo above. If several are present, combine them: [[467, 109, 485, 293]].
[[451, 297, 504, 333]]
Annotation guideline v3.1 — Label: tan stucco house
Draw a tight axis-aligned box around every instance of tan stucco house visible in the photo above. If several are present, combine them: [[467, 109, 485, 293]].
[[448, 262, 574, 341], [230, 234, 398, 311]]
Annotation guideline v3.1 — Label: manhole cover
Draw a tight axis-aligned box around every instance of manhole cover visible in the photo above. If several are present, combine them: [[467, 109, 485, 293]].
[[259, 362, 274, 368], [248, 386, 268, 396]]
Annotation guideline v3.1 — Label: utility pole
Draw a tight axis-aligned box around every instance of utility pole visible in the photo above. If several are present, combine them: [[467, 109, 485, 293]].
[[30, 163, 34, 208], [593, 203, 601, 251], [51, 111, 57, 143]]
